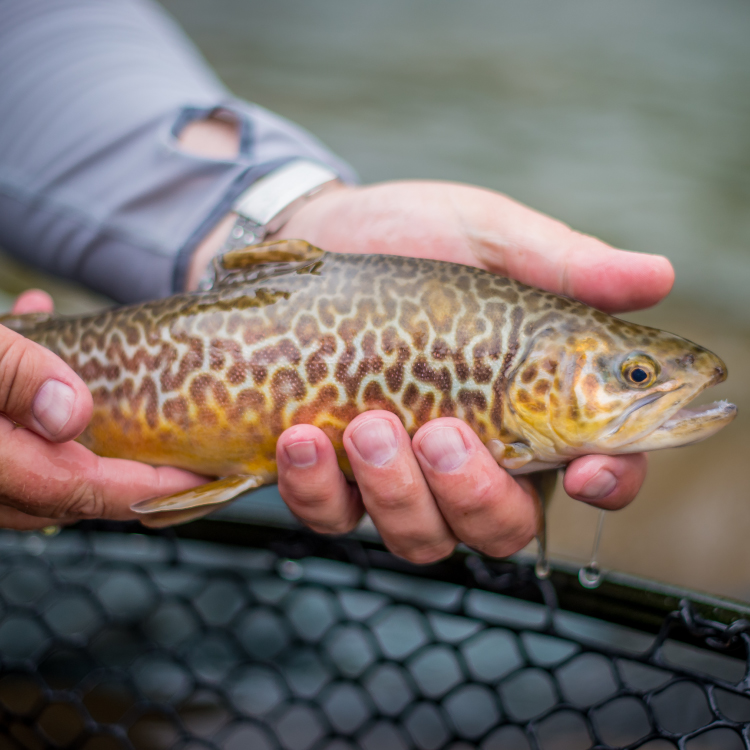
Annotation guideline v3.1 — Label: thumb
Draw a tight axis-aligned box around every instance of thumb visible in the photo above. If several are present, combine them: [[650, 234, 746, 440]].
[[0, 323, 92, 442]]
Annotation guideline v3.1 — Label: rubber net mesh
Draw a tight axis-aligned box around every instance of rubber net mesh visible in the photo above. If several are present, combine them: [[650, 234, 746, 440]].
[[0, 527, 749, 750]]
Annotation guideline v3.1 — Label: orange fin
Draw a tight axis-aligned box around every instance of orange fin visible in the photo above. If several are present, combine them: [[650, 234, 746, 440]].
[[486, 440, 535, 471], [131, 474, 265, 529]]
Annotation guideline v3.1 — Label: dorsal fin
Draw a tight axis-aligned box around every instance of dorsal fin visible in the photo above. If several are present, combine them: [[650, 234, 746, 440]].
[[0, 311, 53, 334], [222, 239, 325, 268], [210, 239, 326, 288]]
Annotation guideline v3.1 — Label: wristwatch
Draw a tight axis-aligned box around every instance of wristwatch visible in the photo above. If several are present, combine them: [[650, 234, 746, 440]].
[[199, 159, 340, 289]]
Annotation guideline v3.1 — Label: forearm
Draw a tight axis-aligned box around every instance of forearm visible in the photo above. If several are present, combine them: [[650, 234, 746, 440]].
[[0, 0, 356, 303]]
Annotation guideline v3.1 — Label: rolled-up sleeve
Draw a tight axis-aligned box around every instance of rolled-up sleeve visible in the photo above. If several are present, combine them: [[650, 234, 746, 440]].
[[0, 0, 357, 302]]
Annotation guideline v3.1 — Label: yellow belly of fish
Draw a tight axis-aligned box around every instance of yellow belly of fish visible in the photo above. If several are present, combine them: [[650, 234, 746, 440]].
[[81, 394, 365, 482]]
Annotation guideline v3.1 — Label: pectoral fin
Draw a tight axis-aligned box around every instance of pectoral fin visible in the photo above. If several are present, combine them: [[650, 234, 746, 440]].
[[131, 475, 265, 529], [486, 440, 535, 471]]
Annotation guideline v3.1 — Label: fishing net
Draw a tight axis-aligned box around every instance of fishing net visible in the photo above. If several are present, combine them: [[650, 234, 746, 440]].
[[1, 508, 749, 750]]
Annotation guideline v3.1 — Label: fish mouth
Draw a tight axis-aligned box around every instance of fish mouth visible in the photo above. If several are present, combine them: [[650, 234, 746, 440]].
[[605, 390, 672, 438], [616, 399, 737, 453]]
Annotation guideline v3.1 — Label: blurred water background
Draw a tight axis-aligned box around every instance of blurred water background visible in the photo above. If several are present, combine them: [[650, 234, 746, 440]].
[[1, 0, 748, 600]]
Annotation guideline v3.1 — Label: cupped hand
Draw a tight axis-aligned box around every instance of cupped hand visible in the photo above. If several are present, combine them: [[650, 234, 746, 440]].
[[271, 180, 669, 563], [0, 291, 205, 530]]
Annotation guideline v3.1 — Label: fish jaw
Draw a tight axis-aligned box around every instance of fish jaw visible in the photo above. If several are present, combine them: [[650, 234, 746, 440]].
[[611, 399, 737, 453], [502, 312, 736, 464], [590, 345, 734, 453]]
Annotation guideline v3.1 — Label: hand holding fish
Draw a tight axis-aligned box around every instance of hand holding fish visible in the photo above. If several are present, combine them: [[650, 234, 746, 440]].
[[0, 291, 205, 529], [269, 180, 675, 313], [268, 181, 671, 562], [1, 180, 724, 570]]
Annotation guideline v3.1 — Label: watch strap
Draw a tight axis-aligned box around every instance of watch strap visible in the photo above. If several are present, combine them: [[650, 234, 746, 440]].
[[198, 159, 339, 289], [234, 160, 338, 229]]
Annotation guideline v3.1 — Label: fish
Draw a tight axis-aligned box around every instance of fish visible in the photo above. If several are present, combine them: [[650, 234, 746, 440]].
[[2, 240, 737, 529]]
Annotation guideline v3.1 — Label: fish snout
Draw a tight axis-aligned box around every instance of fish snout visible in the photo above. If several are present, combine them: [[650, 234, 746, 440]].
[[706, 352, 728, 386], [713, 364, 727, 385], [683, 347, 728, 386]]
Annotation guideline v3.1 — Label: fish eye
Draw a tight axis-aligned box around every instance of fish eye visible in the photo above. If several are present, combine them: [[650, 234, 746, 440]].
[[621, 356, 658, 388]]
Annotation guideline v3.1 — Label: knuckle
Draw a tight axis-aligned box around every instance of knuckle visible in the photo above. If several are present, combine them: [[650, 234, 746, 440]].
[[0, 336, 32, 412], [331, 515, 361, 534], [368, 490, 411, 514], [52, 481, 106, 520], [279, 480, 362, 534], [307, 515, 361, 536], [279, 480, 342, 516], [281, 484, 327, 509], [474, 516, 537, 559], [443, 476, 497, 518], [395, 540, 456, 565], [364, 473, 422, 513]]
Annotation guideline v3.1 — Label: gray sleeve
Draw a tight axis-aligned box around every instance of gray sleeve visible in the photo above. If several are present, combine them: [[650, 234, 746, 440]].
[[0, 0, 357, 303]]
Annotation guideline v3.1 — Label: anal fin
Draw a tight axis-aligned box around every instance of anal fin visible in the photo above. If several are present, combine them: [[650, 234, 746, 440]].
[[131, 475, 265, 529]]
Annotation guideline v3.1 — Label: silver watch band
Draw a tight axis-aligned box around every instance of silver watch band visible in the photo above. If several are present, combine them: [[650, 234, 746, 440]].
[[224, 159, 338, 248], [235, 160, 339, 229], [199, 159, 339, 289]]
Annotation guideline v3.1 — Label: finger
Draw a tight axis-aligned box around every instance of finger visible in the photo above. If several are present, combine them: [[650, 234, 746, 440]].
[[0, 503, 72, 531], [563, 453, 648, 510], [412, 418, 538, 558], [344, 411, 458, 564], [282, 182, 675, 314], [12, 289, 54, 315], [0, 324, 92, 442], [456, 185, 675, 313], [276, 424, 364, 534], [0, 414, 205, 521], [558, 235, 674, 315]]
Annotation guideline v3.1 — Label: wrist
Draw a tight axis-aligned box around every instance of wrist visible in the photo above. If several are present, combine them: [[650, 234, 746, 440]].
[[186, 168, 348, 291], [185, 212, 237, 291], [267, 181, 352, 243]]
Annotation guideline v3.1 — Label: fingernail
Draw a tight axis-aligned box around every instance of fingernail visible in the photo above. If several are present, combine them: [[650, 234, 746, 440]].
[[350, 418, 398, 466], [578, 469, 617, 500], [419, 427, 468, 472], [285, 440, 318, 468], [32, 379, 75, 437]]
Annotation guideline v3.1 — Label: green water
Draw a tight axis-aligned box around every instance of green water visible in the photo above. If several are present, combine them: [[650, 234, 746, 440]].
[[158, 0, 750, 601], [2, 0, 749, 599], [160, 0, 750, 324]]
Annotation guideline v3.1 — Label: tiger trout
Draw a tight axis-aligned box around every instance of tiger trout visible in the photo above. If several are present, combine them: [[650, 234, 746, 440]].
[[3, 240, 737, 528]]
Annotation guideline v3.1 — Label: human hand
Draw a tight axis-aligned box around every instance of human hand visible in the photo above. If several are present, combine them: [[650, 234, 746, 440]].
[[269, 181, 672, 563], [0, 291, 205, 530]]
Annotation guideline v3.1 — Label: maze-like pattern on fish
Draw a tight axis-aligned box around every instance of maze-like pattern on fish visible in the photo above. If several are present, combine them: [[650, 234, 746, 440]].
[[25, 250, 720, 479], [28, 254, 587, 477]]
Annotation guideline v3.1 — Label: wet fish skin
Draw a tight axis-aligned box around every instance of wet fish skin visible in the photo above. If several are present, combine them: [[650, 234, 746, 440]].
[[3, 241, 735, 524]]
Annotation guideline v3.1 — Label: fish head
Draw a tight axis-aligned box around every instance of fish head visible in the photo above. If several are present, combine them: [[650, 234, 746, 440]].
[[505, 315, 737, 459]]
